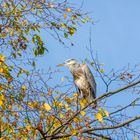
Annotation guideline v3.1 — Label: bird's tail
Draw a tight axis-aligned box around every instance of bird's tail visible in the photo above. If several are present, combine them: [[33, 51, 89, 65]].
[[91, 100, 97, 109], [87, 95, 97, 109]]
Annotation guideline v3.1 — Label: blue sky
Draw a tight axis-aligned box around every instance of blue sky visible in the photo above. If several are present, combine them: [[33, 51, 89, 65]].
[[37, 0, 140, 115], [39, 0, 140, 68]]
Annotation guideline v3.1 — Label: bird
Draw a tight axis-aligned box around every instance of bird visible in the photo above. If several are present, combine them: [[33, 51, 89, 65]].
[[57, 59, 96, 108]]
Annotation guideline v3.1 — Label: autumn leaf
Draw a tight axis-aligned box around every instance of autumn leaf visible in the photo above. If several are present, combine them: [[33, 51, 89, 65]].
[[3, 3, 7, 8], [64, 104, 70, 110], [80, 111, 85, 116], [10, 28, 14, 36], [63, 13, 67, 19], [59, 102, 63, 107], [61, 76, 65, 82], [0, 85, 3, 91], [21, 85, 26, 90], [0, 68, 4, 73], [43, 103, 51, 111], [0, 54, 5, 63], [133, 136, 137, 140], [48, 2, 54, 8], [73, 92, 78, 98], [104, 110, 109, 117], [0, 94, 4, 100], [0, 100, 3, 106], [5, 27, 9, 33], [65, 97, 71, 104], [65, 8, 71, 12], [26, 125, 31, 130], [95, 112, 103, 124], [60, 23, 66, 28], [28, 102, 34, 108], [69, 126, 76, 135], [79, 98, 87, 108], [59, 113, 63, 118], [72, 15, 77, 20], [68, 27, 75, 35]]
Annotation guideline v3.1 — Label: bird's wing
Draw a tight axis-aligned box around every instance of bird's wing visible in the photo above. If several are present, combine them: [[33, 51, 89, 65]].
[[81, 63, 96, 98]]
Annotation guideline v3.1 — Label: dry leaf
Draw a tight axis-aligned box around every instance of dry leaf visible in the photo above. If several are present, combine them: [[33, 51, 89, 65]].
[[95, 112, 103, 123], [43, 103, 51, 111]]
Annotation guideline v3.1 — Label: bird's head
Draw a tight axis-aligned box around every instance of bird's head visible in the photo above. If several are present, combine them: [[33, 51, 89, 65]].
[[57, 59, 79, 69]]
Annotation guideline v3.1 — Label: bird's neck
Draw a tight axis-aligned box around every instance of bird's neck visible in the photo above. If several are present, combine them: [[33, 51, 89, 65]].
[[68, 65, 82, 79]]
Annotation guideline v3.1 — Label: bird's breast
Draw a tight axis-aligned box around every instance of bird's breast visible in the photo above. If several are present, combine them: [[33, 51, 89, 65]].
[[74, 76, 89, 90]]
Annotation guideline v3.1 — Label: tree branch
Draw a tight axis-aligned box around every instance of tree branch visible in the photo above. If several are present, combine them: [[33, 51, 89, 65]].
[[50, 79, 140, 136], [87, 132, 112, 140], [82, 115, 140, 132], [51, 115, 140, 139]]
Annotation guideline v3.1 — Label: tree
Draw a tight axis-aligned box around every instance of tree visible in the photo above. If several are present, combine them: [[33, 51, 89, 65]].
[[0, 0, 140, 139]]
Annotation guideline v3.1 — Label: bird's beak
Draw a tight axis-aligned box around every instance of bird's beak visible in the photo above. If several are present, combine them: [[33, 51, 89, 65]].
[[57, 63, 65, 67]]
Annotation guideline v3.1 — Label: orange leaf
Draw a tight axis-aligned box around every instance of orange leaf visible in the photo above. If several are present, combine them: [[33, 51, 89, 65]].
[[63, 13, 67, 19]]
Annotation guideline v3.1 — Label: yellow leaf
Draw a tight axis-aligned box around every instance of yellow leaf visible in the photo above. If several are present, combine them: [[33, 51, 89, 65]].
[[104, 110, 109, 117], [10, 29, 14, 36], [133, 136, 137, 140], [69, 126, 76, 135], [3, 3, 7, 8], [26, 125, 31, 130], [32, 128, 37, 139], [0, 68, 4, 73], [98, 108, 102, 112], [61, 77, 64, 82], [5, 27, 9, 32], [0, 94, 4, 100], [59, 102, 63, 107], [28, 102, 33, 108], [22, 20, 28, 26], [52, 100, 59, 107], [60, 23, 66, 28], [0, 54, 5, 62], [65, 97, 71, 104], [64, 104, 70, 110], [73, 117, 79, 123], [73, 93, 78, 98], [0, 100, 3, 106], [48, 2, 54, 8], [59, 113, 63, 118], [80, 111, 85, 116], [95, 112, 103, 123], [68, 27, 75, 35], [43, 103, 51, 111], [79, 98, 87, 108], [21, 85, 26, 90]]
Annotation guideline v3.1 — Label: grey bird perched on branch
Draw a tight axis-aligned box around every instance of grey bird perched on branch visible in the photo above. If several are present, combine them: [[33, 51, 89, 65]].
[[57, 59, 96, 108]]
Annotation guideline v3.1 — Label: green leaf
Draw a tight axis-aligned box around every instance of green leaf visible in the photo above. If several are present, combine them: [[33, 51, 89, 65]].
[[32, 61, 36, 67], [81, 19, 85, 23], [86, 16, 89, 21], [99, 69, 104, 73], [64, 33, 68, 38]]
